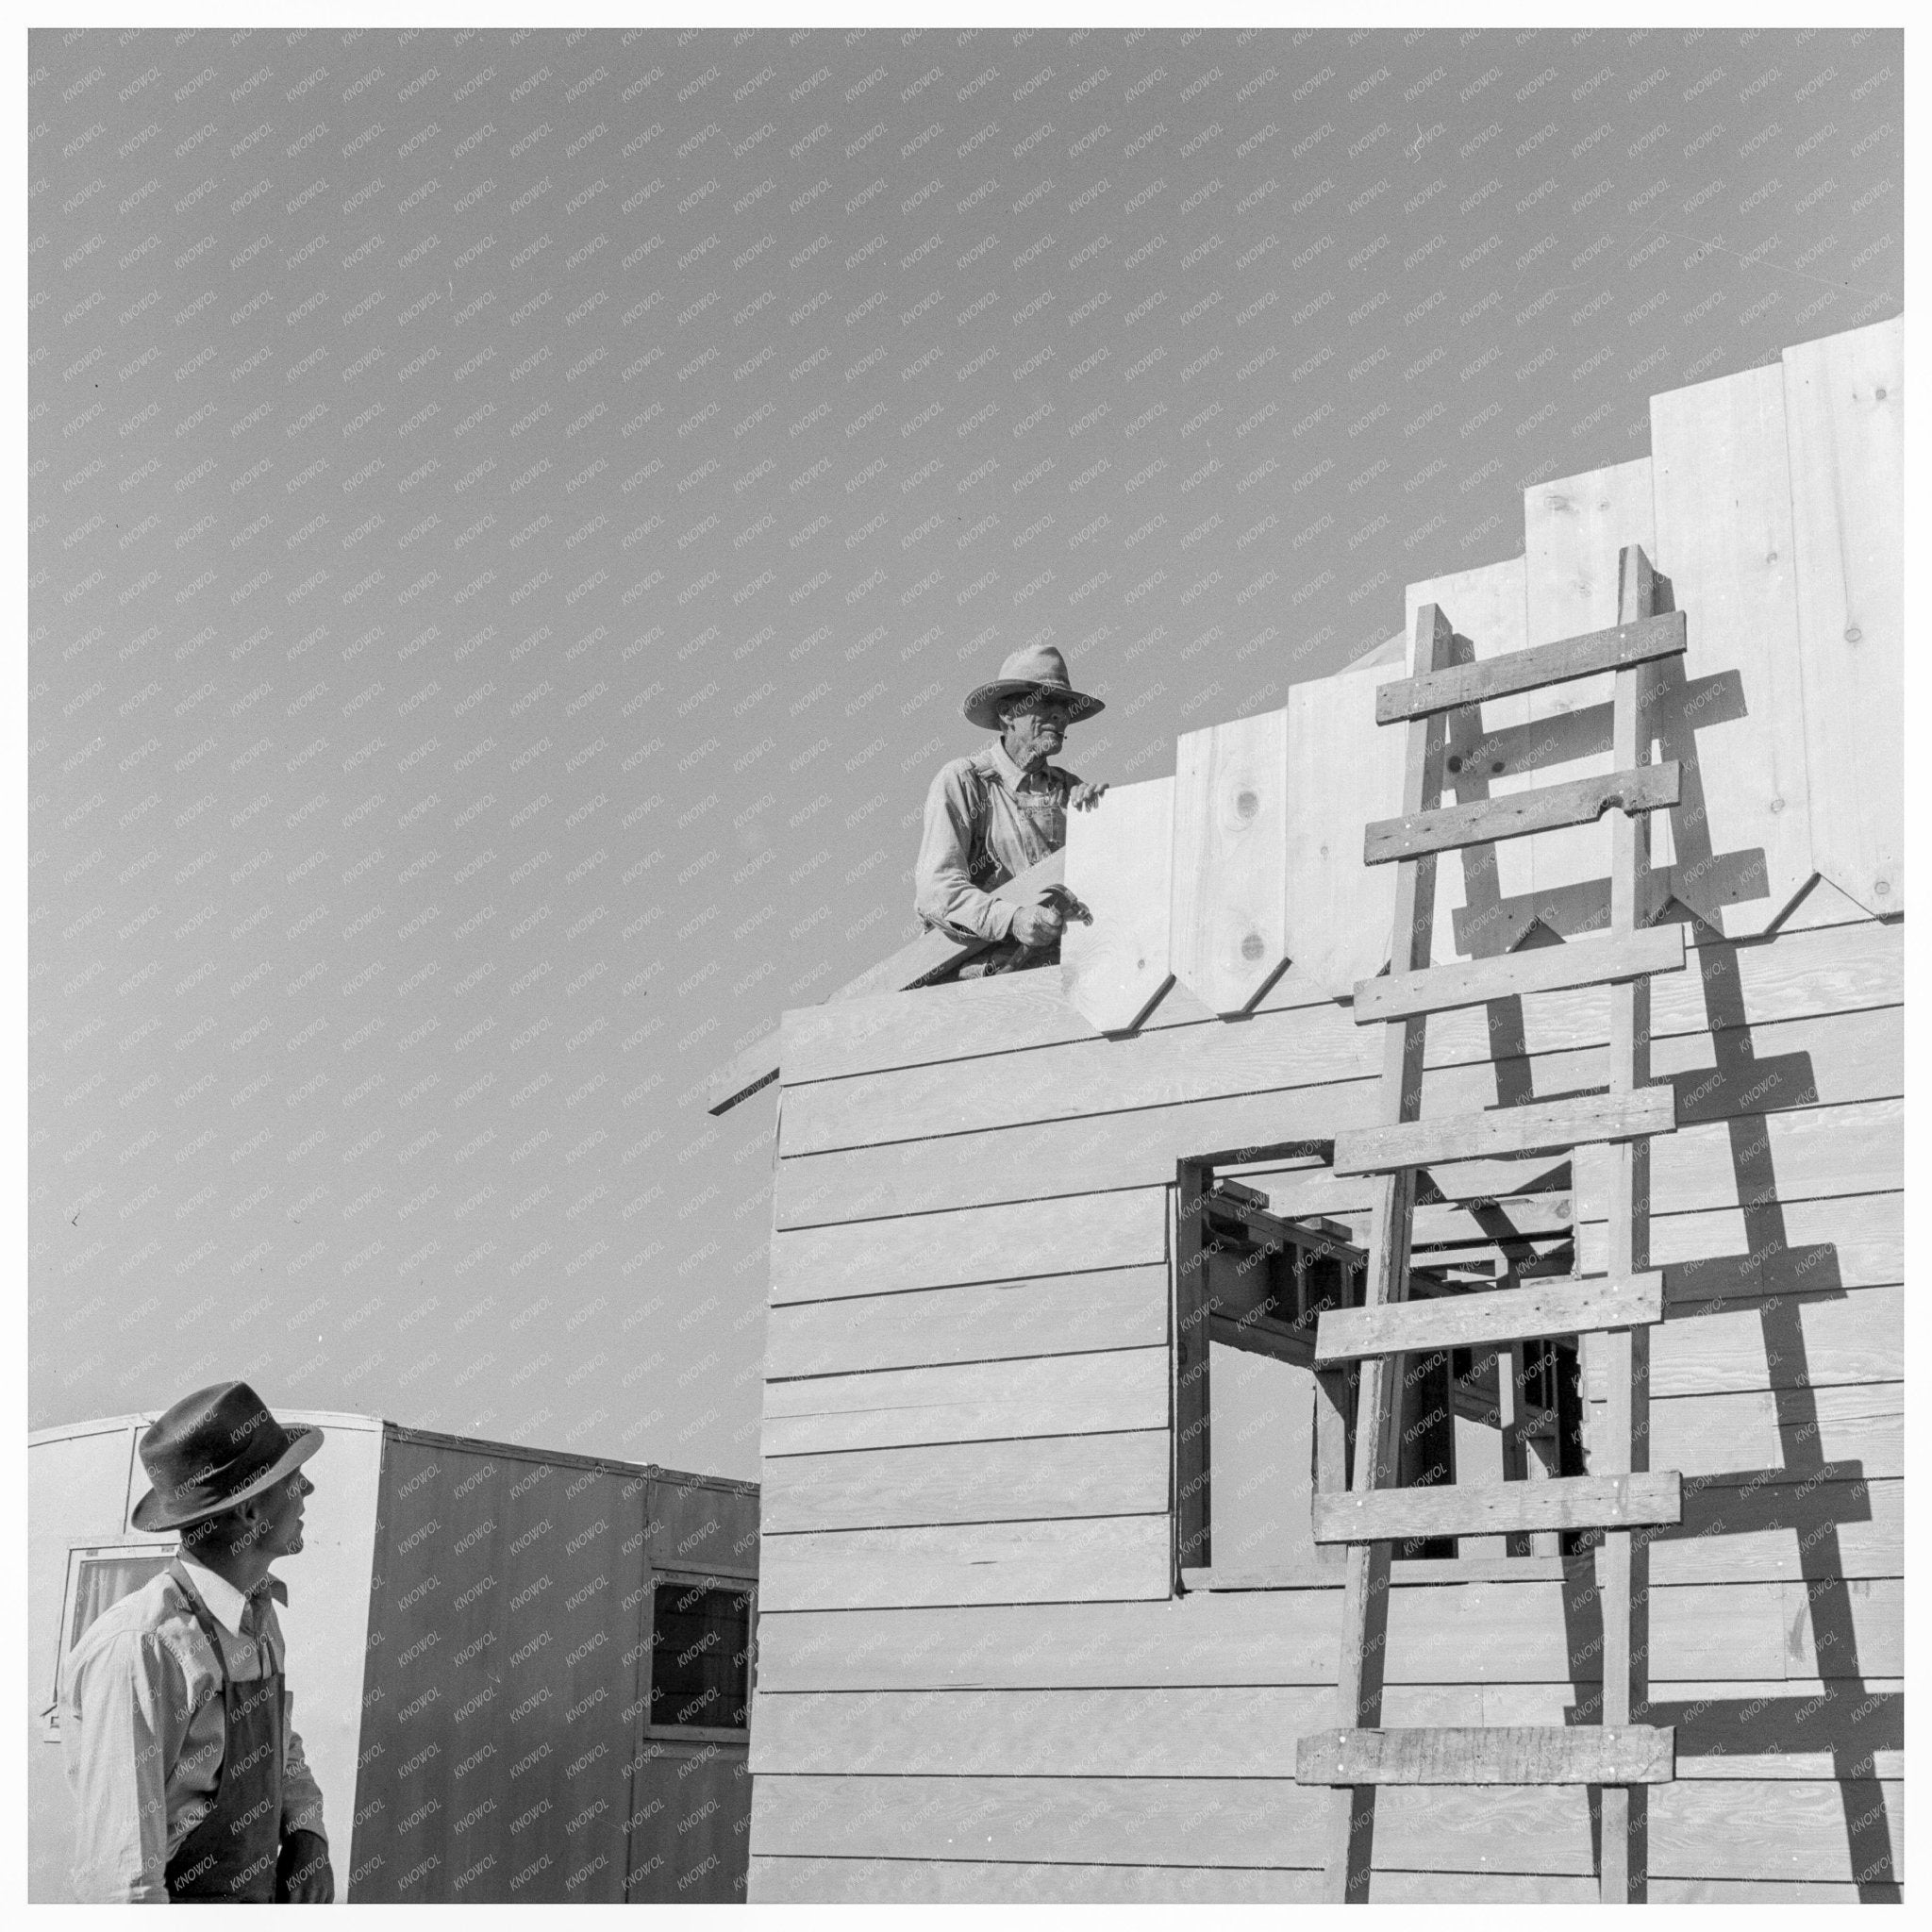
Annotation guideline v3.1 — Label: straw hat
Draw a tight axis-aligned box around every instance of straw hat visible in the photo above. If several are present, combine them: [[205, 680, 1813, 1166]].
[[962, 641, 1106, 731]]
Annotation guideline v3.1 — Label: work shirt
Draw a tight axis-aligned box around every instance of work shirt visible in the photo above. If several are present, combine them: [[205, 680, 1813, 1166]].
[[59, 1556, 327, 1904], [914, 738, 1082, 943]]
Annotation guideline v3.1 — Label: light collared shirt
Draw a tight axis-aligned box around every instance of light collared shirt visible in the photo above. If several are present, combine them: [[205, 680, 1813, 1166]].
[[914, 737, 1081, 943], [59, 1556, 327, 1904]]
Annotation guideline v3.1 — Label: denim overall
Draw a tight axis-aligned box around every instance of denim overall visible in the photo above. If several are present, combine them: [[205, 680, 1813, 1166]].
[[161, 1561, 285, 1903]]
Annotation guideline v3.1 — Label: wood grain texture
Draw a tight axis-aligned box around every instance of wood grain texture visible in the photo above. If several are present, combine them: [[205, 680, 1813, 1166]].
[[1315, 1274, 1661, 1364], [779, 899, 1893, 1091], [1601, 1189, 1900, 1302], [749, 1855, 1329, 1904], [1641, 1476, 1901, 1587], [761, 1347, 1169, 1457], [770, 1188, 1166, 1304], [1059, 776, 1177, 1033], [1169, 705, 1291, 1014], [1296, 1724, 1674, 1787], [1523, 459, 1660, 904], [759, 1429, 1170, 1533], [1650, 360, 1815, 938], [765, 1265, 1169, 1378], [1364, 761, 1680, 865], [1352, 925, 1683, 1024], [748, 1771, 1898, 1881], [1314, 1473, 1681, 1544], [752, 1575, 1901, 1691], [1281, 655, 1410, 996], [1615, 1379, 1902, 1485], [1375, 613, 1686, 722], [1782, 315, 1904, 914], [1334, 1086, 1675, 1174], [758, 1513, 1173, 1611]]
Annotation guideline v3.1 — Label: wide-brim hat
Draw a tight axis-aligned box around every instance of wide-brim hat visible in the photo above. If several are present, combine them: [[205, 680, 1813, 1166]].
[[131, 1380, 323, 1531], [963, 642, 1106, 731]]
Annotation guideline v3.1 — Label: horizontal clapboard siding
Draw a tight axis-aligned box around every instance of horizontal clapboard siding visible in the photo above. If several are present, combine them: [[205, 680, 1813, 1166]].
[[1608, 1378, 1901, 1483], [759, 1515, 1172, 1612], [756, 1575, 1904, 1690], [761, 1430, 1169, 1534], [778, 1008, 1901, 1227], [749, 1774, 1901, 1881]]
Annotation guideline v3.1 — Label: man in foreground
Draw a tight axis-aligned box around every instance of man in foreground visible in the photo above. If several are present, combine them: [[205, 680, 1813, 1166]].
[[60, 1380, 333, 1903], [914, 641, 1109, 974]]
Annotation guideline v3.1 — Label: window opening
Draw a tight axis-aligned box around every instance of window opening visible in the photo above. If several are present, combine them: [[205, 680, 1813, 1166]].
[[648, 1580, 753, 1733]]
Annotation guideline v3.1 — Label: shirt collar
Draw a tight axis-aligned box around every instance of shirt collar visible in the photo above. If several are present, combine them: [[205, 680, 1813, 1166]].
[[178, 1557, 288, 1637], [987, 737, 1045, 791]]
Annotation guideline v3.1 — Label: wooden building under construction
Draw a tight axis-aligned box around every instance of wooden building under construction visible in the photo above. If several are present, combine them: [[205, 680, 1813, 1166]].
[[721, 316, 1904, 1903]]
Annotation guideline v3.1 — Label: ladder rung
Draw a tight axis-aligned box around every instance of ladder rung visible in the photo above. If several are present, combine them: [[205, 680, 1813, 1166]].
[[1314, 1273, 1663, 1364], [1374, 611, 1688, 724], [1334, 1086, 1675, 1174], [1296, 1724, 1676, 1788], [1364, 762, 1680, 865], [1352, 926, 1685, 1025], [1313, 1470, 1681, 1542]]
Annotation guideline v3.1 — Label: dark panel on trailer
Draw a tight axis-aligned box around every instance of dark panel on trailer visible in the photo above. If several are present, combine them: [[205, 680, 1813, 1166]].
[[347, 1433, 650, 1904]]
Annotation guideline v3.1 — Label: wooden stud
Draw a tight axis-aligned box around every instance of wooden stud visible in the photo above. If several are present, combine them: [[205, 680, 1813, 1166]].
[[1374, 612, 1687, 723], [1296, 1724, 1675, 1787], [1168, 706, 1291, 1015], [1363, 761, 1681, 865], [1059, 776, 1178, 1034]]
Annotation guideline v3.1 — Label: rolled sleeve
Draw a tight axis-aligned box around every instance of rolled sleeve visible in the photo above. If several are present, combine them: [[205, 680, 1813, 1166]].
[[63, 1630, 182, 1904], [913, 760, 1017, 943], [280, 1695, 328, 1843]]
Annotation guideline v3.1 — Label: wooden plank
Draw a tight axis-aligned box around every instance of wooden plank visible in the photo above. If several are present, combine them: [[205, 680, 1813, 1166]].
[[708, 850, 1069, 1113], [1281, 655, 1411, 997], [1315, 1473, 1680, 1544], [1335, 1087, 1674, 1175], [1647, 1779, 1903, 1884], [758, 1429, 1170, 1533], [1593, 1283, 1901, 1400], [1364, 761, 1680, 865], [1375, 613, 1687, 724], [1296, 1724, 1674, 1787], [1059, 776, 1177, 1033], [1650, 359, 1815, 938], [1641, 1476, 1901, 1587], [1782, 317, 1903, 915], [753, 1685, 1331, 1778], [765, 1266, 1168, 1378], [1576, 1095, 1901, 1222], [750, 1857, 1327, 1904], [761, 1347, 1168, 1457], [1168, 704, 1291, 1014], [758, 1514, 1172, 1611], [1609, 1380, 1902, 1485], [1522, 458, 1661, 907], [770, 1188, 1166, 1304], [1352, 926, 1683, 1024], [1315, 1274, 1661, 1365]]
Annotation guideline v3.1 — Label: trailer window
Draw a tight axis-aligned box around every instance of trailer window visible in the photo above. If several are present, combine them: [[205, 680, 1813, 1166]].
[[648, 1583, 752, 1732], [43, 1548, 175, 1737]]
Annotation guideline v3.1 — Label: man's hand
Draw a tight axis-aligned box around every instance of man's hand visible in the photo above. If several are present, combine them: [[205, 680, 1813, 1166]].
[[278, 1830, 334, 1904], [1069, 779, 1109, 811], [1008, 904, 1064, 949]]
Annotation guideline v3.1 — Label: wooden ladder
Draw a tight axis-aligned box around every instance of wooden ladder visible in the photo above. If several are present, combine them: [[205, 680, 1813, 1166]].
[[1296, 546, 1685, 1904]]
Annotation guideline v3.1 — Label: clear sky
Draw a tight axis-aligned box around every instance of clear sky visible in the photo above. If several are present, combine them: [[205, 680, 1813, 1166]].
[[28, 25, 1902, 1477]]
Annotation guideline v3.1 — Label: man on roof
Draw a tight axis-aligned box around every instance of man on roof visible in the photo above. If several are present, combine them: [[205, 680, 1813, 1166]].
[[913, 641, 1108, 975]]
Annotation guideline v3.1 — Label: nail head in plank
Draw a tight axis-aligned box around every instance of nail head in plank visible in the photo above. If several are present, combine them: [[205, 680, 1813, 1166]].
[[1295, 1724, 1675, 1787], [1352, 926, 1685, 1025], [1060, 775, 1178, 1034], [1374, 612, 1687, 724], [1364, 761, 1681, 866], [1314, 1273, 1663, 1365], [1313, 1470, 1681, 1542], [1335, 1085, 1676, 1175]]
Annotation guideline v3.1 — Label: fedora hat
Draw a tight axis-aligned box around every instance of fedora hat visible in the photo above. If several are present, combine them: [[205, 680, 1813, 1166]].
[[131, 1381, 323, 1532], [963, 641, 1106, 732]]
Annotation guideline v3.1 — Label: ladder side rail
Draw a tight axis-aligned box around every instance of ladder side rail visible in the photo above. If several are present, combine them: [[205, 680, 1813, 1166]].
[[1598, 542, 1660, 1904], [1322, 602, 1456, 1905]]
